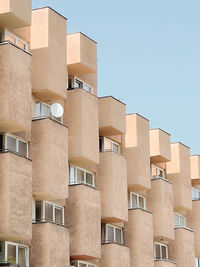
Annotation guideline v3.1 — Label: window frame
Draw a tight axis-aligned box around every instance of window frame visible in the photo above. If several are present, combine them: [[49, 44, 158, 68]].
[[77, 261, 97, 267], [151, 164, 166, 180], [69, 165, 95, 187], [105, 224, 123, 245], [192, 187, 200, 200], [68, 77, 92, 93], [2, 29, 28, 51], [174, 212, 186, 228], [154, 242, 168, 260], [3, 133, 28, 158], [4, 241, 29, 267], [129, 192, 146, 209], [35, 101, 63, 123], [99, 137, 120, 154]]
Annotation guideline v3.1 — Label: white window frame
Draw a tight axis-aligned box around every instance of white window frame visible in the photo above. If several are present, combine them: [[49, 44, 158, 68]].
[[195, 258, 200, 267], [192, 187, 200, 200], [69, 165, 95, 187], [100, 137, 120, 154], [105, 224, 123, 244], [71, 261, 97, 267], [174, 212, 186, 227], [36, 201, 64, 225], [129, 192, 146, 209], [4, 133, 28, 157], [151, 164, 165, 179], [68, 76, 93, 93], [35, 101, 63, 123], [5, 241, 29, 267], [154, 242, 168, 260], [2, 29, 28, 51]]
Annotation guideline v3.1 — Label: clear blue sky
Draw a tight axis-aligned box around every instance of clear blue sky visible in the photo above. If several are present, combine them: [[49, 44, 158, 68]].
[[32, 0, 200, 155]]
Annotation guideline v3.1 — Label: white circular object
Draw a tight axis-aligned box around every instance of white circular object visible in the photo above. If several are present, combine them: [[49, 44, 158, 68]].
[[50, 103, 64, 118]]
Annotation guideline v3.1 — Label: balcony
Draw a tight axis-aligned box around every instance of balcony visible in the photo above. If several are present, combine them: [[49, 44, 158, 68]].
[[101, 243, 130, 267], [187, 200, 200, 257], [67, 32, 97, 75], [64, 89, 99, 169], [31, 7, 67, 101], [65, 184, 101, 260], [166, 143, 192, 212], [98, 97, 126, 136], [154, 260, 176, 267], [150, 129, 171, 163], [147, 178, 174, 241], [31, 118, 68, 200], [168, 227, 195, 267], [31, 222, 69, 267], [190, 155, 200, 186], [0, 43, 31, 133], [0, 151, 32, 241], [125, 114, 151, 191], [97, 151, 128, 223], [124, 209, 154, 267], [0, 0, 31, 28]]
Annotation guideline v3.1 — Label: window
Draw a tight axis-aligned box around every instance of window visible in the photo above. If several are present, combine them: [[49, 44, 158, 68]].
[[0, 29, 28, 51], [101, 224, 123, 245], [195, 258, 200, 267], [70, 261, 97, 267], [151, 165, 165, 179], [69, 165, 95, 187], [0, 241, 29, 267], [35, 101, 63, 123], [154, 242, 168, 260], [35, 201, 64, 225], [129, 192, 146, 209], [68, 77, 92, 93], [192, 187, 200, 200], [99, 137, 120, 154], [174, 213, 186, 227], [0, 133, 28, 157]]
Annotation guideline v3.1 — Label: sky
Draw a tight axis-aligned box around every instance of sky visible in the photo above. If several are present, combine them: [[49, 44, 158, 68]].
[[32, 0, 200, 154]]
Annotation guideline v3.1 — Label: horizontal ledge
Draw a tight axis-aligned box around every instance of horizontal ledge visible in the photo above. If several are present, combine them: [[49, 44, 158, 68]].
[[151, 177, 173, 185], [32, 220, 69, 229], [174, 226, 194, 232], [0, 150, 32, 161], [0, 41, 32, 56], [69, 183, 100, 191], [32, 117, 69, 128], [128, 207, 152, 214]]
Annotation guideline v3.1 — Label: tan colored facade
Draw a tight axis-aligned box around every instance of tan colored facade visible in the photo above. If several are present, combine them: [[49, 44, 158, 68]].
[[0, 1, 199, 267]]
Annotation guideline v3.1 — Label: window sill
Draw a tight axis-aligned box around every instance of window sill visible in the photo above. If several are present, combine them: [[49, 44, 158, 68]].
[[101, 241, 126, 248], [128, 207, 152, 214], [69, 182, 100, 191], [174, 226, 194, 232], [151, 177, 172, 185], [154, 259, 176, 264], [32, 220, 69, 229]]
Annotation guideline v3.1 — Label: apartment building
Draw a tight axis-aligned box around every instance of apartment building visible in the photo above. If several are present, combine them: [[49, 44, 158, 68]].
[[0, 1, 199, 267]]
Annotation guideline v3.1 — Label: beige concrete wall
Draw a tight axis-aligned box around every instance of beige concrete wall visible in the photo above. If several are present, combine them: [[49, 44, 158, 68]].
[[67, 32, 97, 75], [97, 151, 128, 222], [65, 185, 101, 260], [147, 179, 174, 241], [150, 129, 171, 163], [31, 7, 67, 101], [169, 228, 195, 267], [98, 97, 126, 136], [100, 244, 130, 267], [31, 222, 69, 267], [125, 114, 151, 192], [64, 89, 99, 170], [0, 0, 31, 28], [124, 209, 154, 267], [187, 200, 200, 257], [31, 118, 68, 200], [154, 261, 176, 267], [0, 43, 32, 133], [0, 152, 32, 240], [166, 143, 192, 212], [191, 155, 200, 185]]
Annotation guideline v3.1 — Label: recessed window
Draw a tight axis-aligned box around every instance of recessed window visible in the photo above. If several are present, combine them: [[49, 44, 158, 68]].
[[192, 187, 200, 200], [35, 101, 63, 123], [69, 165, 95, 187], [70, 261, 97, 267], [151, 165, 165, 180], [0, 133, 28, 158], [99, 137, 120, 154], [68, 77, 92, 93], [129, 192, 146, 209], [101, 224, 123, 245], [0, 241, 29, 267], [174, 213, 186, 227], [195, 258, 200, 267], [0, 29, 28, 51], [154, 242, 168, 260], [35, 201, 64, 225]]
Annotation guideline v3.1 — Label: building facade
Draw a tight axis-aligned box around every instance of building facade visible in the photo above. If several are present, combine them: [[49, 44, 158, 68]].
[[0, 1, 199, 267]]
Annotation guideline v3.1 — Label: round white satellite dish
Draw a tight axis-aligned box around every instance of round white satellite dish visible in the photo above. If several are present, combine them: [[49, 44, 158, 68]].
[[50, 103, 64, 118]]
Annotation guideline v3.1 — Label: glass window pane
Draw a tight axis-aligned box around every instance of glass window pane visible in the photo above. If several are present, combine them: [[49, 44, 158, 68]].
[[55, 207, 63, 224], [174, 214, 179, 226], [131, 194, 137, 208], [45, 203, 53, 221], [83, 83, 91, 92], [77, 169, 84, 183], [70, 166, 76, 184], [79, 263, 86, 267], [113, 143, 119, 153], [18, 247, 26, 267], [115, 228, 122, 244], [0, 242, 3, 263], [36, 201, 42, 221], [104, 139, 112, 151], [139, 196, 145, 209], [86, 172, 93, 186], [0, 134, 3, 150], [180, 216, 185, 226], [7, 244, 16, 263], [107, 226, 114, 242], [17, 40, 25, 50], [75, 79, 82, 88], [158, 169, 164, 178], [35, 102, 41, 117], [6, 136, 16, 152], [161, 246, 167, 259], [155, 244, 161, 259], [6, 34, 15, 43], [152, 166, 157, 178], [42, 104, 50, 117], [18, 140, 27, 157]]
